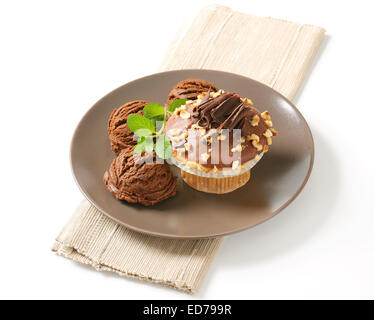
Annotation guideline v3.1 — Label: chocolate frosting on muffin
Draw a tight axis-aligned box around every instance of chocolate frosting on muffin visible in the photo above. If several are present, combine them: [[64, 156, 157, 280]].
[[164, 91, 277, 170], [108, 100, 149, 153], [103, 148, 178, 206], [167, 78, 218, 105]]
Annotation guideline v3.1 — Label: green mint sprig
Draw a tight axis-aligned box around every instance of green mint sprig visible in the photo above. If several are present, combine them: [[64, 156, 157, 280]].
[[126, 99, 187, 159], [167, 99, 188, 113]]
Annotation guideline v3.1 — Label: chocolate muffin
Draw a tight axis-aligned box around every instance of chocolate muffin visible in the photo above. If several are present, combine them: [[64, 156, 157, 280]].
[[103, 148, 178, 206], [166, 78, 218, 105], [108, 100, 149, 153], [164, 90, 277, 194]]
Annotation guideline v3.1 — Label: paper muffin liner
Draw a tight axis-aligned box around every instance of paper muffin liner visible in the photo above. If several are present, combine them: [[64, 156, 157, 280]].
[[170, 153, 263, 194], [181, 169, 251, 194]]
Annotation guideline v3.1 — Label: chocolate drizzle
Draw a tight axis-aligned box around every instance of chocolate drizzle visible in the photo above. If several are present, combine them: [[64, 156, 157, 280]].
[[192, 92, 252, 136]]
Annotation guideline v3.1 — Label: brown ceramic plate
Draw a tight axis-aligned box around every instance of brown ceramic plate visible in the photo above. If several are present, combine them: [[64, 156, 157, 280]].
[[71, 70, 314, 239]]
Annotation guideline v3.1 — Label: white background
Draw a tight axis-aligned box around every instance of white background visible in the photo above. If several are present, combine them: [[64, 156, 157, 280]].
[[1, 0, 373, 300]]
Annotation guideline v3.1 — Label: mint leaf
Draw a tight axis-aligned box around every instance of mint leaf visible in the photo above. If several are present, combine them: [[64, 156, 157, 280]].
[[152, 118, 165, 132], [127, 114, 155, 135], [134, 137, 145, 154], [143, 103, 165, 119], [144, 137, 154, 153], [143, 104, 166, 132], [155, 134, 172, 159], [168, 99, 187, 113], [134, 136, 154, 154], [134, 128, 154, 137]]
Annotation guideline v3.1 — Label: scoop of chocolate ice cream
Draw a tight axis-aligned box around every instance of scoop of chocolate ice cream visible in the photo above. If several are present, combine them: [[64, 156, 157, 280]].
[[167, 78, 218, 105], [108, 100, 149, 153], [103, 148, 178, 206]]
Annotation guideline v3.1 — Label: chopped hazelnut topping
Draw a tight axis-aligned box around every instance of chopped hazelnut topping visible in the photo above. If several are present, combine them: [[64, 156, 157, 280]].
[[201, 153, 210, 162], [212, 91, 221, 98], [251, 115, 260, 126], [191, 123, 202, 130], [180, 110, 191, 119], [232, 160, 240, 171], [266, 137, 272, 145], [247, 134, 260, 142], [261, 111, 271, 121], [252, 140, 263, 151], [198, 92, 206, 100], [175, 105, 187, 115], [231, 145, 243, 152], [213, 166, 219, 173], [270, 128, 278, 136], [246, 98, 254, 106], [183, 132, 189, 139], [263, 129, 273, 138], [241, 136, 245, 143], [263, 145, 269, 153], [218, 134, 226, 141], [265, 120, 273, 127], [168, 128, 182, 136]]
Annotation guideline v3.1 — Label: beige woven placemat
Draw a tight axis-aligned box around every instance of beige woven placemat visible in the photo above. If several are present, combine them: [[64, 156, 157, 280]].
[[53, 5, 325, 294]]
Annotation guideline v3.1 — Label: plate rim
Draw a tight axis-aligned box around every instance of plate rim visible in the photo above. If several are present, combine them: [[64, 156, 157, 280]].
[[70, 69, 315, 239]]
